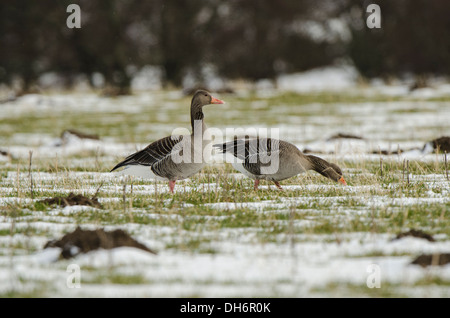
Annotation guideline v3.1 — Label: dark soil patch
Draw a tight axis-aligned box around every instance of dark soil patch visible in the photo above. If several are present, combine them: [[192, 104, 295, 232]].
[[38, 192, 103, 209], [409, 76, 428, 91], [429, 136, 450, 153], [393, 229, 435, 242], [44, 227, 156, 259], [0, 149, 12, 158], [411, 253, 450, 267], [302, 148, 325, 154], [327, 133, 364, 141], [372, 149, 404, 155], [61, 129, 100, 140]]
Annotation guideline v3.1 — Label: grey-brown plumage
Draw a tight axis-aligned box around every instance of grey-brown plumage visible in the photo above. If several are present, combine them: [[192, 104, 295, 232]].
[[214, 137, 347, 190], [111, 90, 224, 193]]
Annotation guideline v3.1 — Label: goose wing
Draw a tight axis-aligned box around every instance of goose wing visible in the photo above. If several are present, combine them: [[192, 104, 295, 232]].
[[111, 135, 184, 171], [214, 138, 281, 176]]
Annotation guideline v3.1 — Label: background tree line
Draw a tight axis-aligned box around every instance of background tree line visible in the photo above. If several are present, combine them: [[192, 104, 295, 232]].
[[0, 0, 449, 94]]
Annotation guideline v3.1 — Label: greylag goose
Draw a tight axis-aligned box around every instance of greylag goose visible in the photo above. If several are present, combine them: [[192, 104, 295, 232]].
[[214, 137, 347, 190], [111, 90, 224, 193]]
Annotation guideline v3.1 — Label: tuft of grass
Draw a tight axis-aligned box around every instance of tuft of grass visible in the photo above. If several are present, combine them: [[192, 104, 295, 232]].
[[85, 273, 149, 285]]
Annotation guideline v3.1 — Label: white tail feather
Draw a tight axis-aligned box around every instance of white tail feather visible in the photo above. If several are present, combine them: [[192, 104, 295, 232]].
[[113, 165, 167, 181]]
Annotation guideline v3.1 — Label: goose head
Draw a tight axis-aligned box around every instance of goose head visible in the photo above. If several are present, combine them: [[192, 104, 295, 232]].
[[307, 155, 347, 185], [322, 162, 347, 185], [192, 90, 224, 107]]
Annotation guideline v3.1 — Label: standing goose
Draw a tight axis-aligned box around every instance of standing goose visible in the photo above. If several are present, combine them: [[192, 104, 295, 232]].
[[111, 90, 224, 193], [214, 137, 347, 190]]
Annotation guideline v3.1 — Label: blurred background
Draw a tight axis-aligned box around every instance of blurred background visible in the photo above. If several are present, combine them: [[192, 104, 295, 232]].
[[1, 0, 449, 96]]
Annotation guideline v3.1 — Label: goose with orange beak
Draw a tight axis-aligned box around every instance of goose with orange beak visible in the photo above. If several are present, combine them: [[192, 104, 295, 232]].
[[214, 137, 347, 190], [111, 90, 225, 193]]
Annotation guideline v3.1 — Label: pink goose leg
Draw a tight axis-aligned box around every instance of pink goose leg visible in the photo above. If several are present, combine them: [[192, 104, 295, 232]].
[[169, 180, 176, 193], [254, 179, 260, 190]]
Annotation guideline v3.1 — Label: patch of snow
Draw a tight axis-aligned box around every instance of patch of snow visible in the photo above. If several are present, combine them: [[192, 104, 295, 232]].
[[31, 248, 61, 264], [276, 65, 359, 93]]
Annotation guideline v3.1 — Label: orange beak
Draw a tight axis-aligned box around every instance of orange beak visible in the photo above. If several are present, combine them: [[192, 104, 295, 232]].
[[211, 96, 225, 104], [338, 176, 347, 186]]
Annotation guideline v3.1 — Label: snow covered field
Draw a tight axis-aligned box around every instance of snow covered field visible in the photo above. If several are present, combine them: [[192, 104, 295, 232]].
[[1, 72, 450, 297]]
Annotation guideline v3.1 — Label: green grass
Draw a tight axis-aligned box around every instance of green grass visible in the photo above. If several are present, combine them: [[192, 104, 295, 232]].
[[84, 273, 149, 285], [1, 90, 450, 297]]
